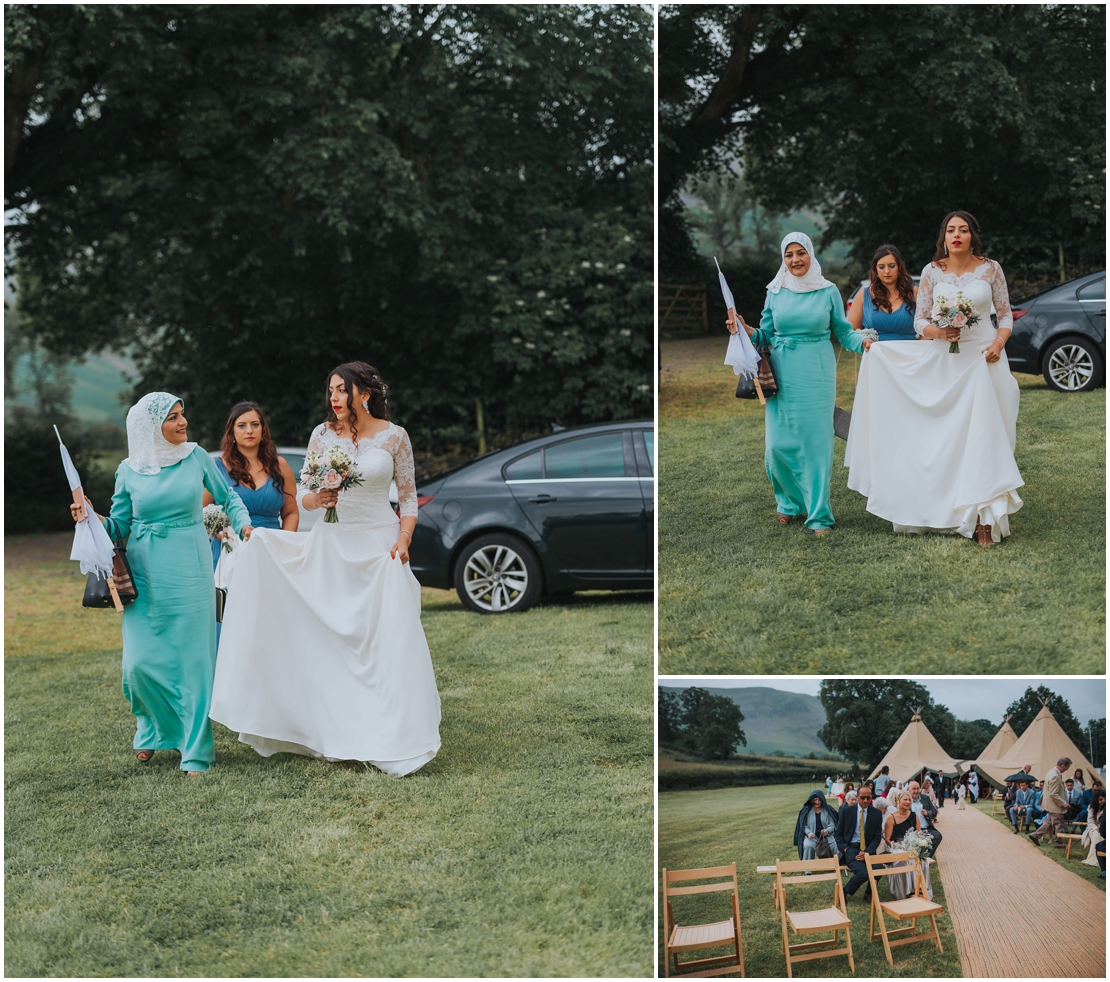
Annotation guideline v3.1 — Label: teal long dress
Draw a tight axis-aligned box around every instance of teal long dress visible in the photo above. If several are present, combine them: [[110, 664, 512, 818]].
[[750, 285, 865, 531], [104, 446, 251, 771]]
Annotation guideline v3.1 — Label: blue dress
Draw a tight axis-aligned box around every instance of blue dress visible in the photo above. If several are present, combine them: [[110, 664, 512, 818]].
[[861, 287, 917, 340], [210, 457, 286, 569]]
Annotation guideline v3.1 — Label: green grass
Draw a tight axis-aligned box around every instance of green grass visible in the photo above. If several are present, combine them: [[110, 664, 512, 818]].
[[658, 337, 1105, 673], [5, 534, 653, 977], [973, 798, 1105, 892], [658, 782, 963, 978]]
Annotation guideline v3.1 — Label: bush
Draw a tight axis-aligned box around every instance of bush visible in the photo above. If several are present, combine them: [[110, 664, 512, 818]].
[[4, 410, 117, 533]]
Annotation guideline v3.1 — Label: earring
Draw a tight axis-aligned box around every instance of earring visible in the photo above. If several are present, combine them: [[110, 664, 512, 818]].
[[362, 400, 369, 412]]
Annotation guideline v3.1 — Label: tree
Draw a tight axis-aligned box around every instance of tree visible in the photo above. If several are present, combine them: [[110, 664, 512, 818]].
[[658, 689, 682, 744], [1005, 686, 1087, 750], [5, 5, 653, 449], [949, 719, 997, 762], [660, 5, 1105, 281], [675, 687, 747, 761], [1087, 719, 1106, 769], [817, 679, 955, 772]]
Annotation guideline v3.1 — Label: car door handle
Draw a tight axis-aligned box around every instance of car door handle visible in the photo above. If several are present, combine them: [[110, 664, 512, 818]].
[[528, 494, 558, 504]]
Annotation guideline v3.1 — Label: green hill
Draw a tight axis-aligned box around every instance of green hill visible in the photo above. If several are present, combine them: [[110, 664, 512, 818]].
[[660, 685, 831, 758]]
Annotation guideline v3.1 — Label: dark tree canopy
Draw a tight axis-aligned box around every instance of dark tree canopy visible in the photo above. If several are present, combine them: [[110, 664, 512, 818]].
[[5, 4, 653, 448], [665, 687, 747, 761], [949, 719, 996, 763], [660, 4, 1105, 281], [1004, 685, 1087, 751]]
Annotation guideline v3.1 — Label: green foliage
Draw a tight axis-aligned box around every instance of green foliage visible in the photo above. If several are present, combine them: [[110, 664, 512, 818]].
[[658, 761, 828, 794], [669, 686, 747, 760], [5, 538, 653, 975], [6, 4, 653, 449], [1087, 719, 1106, 769], [949, 718, 997, 762], [660, 5, 1105, 281], [1005, 685, 1087, 750], [658, 688, 682, 743]]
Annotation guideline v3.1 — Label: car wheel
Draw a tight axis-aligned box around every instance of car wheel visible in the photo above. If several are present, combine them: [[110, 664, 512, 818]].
[[1041, 336, 1103, 392], [453, 533, 543, 614]]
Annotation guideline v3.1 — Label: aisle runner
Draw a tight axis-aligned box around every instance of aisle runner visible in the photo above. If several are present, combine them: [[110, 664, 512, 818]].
[[936, 803, 1105, 977]]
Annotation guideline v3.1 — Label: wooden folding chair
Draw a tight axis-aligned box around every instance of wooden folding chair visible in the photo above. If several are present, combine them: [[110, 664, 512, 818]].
[[774, 858, 854, 979], [661, 864, 744, 978], [864, 851, 944, 966]]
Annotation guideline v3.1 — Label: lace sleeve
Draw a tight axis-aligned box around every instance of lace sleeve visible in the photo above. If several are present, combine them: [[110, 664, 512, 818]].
[[914, 265, 936, 337], [392, 427, 418, 519], [296, 423, 329, 508], [990, 260, 1013, 334]]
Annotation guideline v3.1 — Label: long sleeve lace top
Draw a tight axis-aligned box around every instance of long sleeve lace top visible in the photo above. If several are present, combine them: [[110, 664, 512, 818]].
[[913, 259, 1013, 339]]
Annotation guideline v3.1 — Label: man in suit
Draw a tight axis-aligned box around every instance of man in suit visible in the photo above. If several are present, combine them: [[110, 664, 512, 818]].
[[1062, 779, 1083, 823], [1030, 756, 1072, 848], [1009, 779, 1036, 832], [907, 780, 942, 855], [836, 786, 883, 900]]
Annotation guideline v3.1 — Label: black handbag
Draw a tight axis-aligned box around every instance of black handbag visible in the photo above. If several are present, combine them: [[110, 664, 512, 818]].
[[735, 345, 779, 399], [82, 545, 138, 610], [815, 835, 834, 860], [215, 587, 228, 623]]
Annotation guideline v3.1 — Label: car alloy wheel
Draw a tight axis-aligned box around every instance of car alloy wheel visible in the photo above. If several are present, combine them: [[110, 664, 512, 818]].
[[1044, 339, 1101, 392], [454, 533, 543, 614]]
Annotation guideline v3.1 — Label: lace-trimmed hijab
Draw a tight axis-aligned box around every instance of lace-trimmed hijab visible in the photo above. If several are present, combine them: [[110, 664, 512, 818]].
[[123, 391, 197, 475], [766, 231, 836, 294]]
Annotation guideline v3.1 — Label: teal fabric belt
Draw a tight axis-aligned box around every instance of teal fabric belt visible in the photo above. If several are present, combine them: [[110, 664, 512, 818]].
[[133, 519, 202, 540], [769, 334, 829, 350]]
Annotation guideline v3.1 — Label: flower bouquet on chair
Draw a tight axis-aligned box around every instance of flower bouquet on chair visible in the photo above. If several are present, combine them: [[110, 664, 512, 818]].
[[930, 291, 979, 353], [300, 446, 363, 523]]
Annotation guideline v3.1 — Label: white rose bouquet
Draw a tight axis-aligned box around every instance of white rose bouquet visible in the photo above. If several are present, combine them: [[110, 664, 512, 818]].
[[203, 504, 233, 553], [930, 291, 980, 353], [300, 445, 363, 523], [900, 828, 932, 861]]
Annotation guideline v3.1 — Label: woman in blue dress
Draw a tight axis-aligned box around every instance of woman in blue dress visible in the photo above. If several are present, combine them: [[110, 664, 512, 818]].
[[202, 401, 299, 567], [847, 244, 919, 340]]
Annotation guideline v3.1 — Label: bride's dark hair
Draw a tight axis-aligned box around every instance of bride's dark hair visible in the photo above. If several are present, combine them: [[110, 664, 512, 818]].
[[932, 210, 986, 266], [868, 245, 916, 313], [325, 361, 389, 444]]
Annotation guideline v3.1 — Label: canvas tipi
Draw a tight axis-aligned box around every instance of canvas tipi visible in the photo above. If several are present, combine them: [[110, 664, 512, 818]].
[[869, 710, 964, 783], [974, 703, 1101, 788], [976, 715, 1019, 764]]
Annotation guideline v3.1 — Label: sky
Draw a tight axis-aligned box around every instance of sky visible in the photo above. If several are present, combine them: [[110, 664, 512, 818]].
[[658, 676, 1107, 727]]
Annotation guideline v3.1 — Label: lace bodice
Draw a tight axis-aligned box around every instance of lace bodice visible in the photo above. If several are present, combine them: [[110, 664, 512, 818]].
[[914, 259, 1013, 340], [297, 421, 418, 527]]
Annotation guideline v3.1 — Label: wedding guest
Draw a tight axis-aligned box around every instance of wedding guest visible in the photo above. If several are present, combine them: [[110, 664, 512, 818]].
[[1082, 788, 1106, 867], [848, 244, 919, 341], [908, 781, 942, 855], [1009, 779, 1036, 833], [967, 770, 979, 803], [1063, 779, 1083, 821], [884, 791, 923, 848], [730, 232, 871, 536], [71, 393, 253, 774], [1030, 757, 1072, 848], [1073, 768, 1087, 793], [874, 765, 892, 797], [836, 786, 883, 901], [794, 790, 839, 860]]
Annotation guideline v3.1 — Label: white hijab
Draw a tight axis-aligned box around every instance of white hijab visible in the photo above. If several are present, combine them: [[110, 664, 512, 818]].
[[122, 391, 197, 475], [766, 231, 836, 294]]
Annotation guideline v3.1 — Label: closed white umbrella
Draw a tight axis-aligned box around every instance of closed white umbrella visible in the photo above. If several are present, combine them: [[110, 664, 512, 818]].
[[54, 425, 120, 609], [717, 257, 764, 402]]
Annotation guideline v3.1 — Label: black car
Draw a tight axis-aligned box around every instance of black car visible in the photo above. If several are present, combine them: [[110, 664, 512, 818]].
[[1006, 270, 1105, 392], [410, 420, 654, 613]]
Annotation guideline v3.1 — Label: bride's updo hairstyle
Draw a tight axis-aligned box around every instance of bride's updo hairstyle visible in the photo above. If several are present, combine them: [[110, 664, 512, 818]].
[[868, 244, 917, 313], [932, 210, 986, 265], [325, 361, 390, 444], [220, 400, 287, 493]]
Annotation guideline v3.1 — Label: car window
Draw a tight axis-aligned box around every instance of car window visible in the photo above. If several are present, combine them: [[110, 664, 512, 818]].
[[282, 452, 306, 476], [504, 450, 543, 480], [643, 432, 655, 475], [544, 433, 626, 478], [1077, 278, 1105, 302]]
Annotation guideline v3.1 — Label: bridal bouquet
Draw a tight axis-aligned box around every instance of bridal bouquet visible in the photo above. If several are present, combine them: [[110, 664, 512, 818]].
[[300, 445, 363, 523], [930, 291, 980, 353], [203, 504, 233, 553], [859, 328, 879, 344], [900, 828, 932, 860]]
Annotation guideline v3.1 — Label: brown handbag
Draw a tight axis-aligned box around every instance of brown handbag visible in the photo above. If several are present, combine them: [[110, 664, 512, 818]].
[[81, 545, 139, 610], [735, 346, 779, 399]]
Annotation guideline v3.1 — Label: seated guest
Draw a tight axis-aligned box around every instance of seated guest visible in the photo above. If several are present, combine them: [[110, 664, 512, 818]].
[[1073, 768, 1086, 793], [1009, 779, 1036, 832], [1063, 779, 1083, 822], [838, 781, 855, 808], [836, 786, 884, 901], [1079, 778, 1103, 822], [1082, 788, 1106, 868], [922, 777, 938, 808], [794, 790, 839, 860], [1003, 781, 1016, 807], [844, 790, 858, 808], [908, 780, 942, 854], [1098, 809, 1106, 879]]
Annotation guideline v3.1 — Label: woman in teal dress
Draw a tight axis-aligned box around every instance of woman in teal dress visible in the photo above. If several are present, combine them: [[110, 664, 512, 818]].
[[203, 401, 298, 569], [732, 232, 872, 535], [73, 392, 253, 774]]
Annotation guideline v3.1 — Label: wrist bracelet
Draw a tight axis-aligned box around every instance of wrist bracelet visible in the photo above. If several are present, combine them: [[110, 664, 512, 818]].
[[399, 529, 412, 540]]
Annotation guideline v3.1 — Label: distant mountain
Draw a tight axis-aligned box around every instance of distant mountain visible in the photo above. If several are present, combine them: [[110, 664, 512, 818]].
[[661, 685, 833, 759]]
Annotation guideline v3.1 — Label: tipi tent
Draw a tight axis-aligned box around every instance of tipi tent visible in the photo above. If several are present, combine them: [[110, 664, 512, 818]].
[[977, 715, 1019, 764], [868, 711, 964, 783], [974, 704, 1101, 788]]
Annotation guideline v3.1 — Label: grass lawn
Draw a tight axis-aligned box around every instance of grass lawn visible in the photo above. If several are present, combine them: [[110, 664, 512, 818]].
[[5, 534, 653, 977], [658, 782, 963, 978], [658, 337, 1105, 673], [974, 798, 1105, 892]]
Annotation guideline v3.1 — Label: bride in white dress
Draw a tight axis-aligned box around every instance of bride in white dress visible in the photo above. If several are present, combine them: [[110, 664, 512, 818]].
[[845, 211, 1024, 545], [210, 361, 441, 775]]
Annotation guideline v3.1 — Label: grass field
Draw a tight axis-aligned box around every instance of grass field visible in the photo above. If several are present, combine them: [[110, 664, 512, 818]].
[[974, 797, 1105, 892], [5, 534, 653, 977], [658, 782, 963, 978], [658, 337, 1105, 673]]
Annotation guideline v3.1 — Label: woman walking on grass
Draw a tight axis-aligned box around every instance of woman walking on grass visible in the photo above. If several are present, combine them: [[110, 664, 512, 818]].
[[730, 232, 872, 536], [71, 392, 254, 774], [847, 244, 920, 341]]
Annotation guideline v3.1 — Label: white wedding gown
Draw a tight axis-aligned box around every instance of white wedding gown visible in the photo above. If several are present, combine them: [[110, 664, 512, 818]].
[[844, 259, 1024, 541], [210, 422, 441, 775]]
